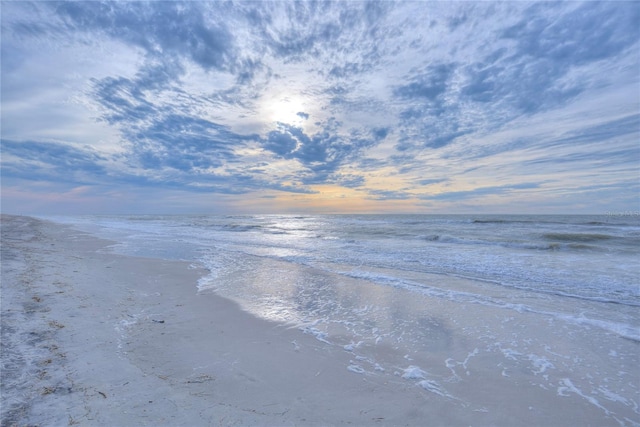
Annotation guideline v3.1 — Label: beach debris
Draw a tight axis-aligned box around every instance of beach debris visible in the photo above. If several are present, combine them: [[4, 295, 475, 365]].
[[98, 391, 107, 398], [48, 320, 65, 329], [42, 386, 57, 395], [186, 374, 214, 384], [152, 319, 165, 324]]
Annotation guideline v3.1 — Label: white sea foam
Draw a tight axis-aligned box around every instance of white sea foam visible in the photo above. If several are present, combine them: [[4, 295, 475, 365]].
[[500, 347, 522, 361], [399, 366, 456, 400], [558, 378, 610, 415], [51, 214, 640, 423], [401, 365, 426, 380], [300, 325, 331, 344], [417, 379, 455, 399], [557, 313, 640, 342], [113, 314, 140, 356], [343, 341, 362, 352], [597, 387, 633, 407], [347, 364, 365, 374], [528, 354, 555, 375]]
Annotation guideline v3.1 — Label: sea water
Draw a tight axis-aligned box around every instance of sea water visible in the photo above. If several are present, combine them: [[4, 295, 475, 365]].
[[48, 214, 640, 424]]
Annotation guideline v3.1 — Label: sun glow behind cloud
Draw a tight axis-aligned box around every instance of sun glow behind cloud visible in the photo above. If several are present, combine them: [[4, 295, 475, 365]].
[[260, 92, 313, 132], [1, 1, 638, 214]]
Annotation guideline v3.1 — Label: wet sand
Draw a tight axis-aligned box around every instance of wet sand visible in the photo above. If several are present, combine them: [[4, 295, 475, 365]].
[[1, 215, 440, 426]]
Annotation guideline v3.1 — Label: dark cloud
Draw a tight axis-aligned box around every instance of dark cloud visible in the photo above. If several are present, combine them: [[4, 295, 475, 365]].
[[134, 59, 185, 92], [255, 1, 342, 62], [418, 178, 449, 186], [0, 139, 105, 183], [395, 124, 468, 151], [88, 57, 261, 176], [502, 2, 639, 65], [460, 2, 640, 115], [421, 183, 541, 201], [392, 63, 466, 150], [263, 118, 382, 181], [244, 0, 392, 82], [464, 114, 640, 164], [265, 129, 299, 157], [522, 115, 640, 168], [428, 131, 470, 149], [53, 1, 236, 72], [0, 138, 253, 195], [126, 114, 257, 172], [366, 189, 412, 201], [325, 85, 350, 96], [460, 65, 503, 103], [447, 14, 468, 31], [329, 173, 366, 188], [386, 2, 640, 160], [541, 114, 640, 149], [372, 127, 389, 140], [328, 62, 373, 79], [394, 64, 454, 102], [91, 76, 157, 125]]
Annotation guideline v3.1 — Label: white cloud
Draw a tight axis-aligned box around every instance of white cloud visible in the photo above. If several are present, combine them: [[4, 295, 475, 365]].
[[1, 1, 638, 214]]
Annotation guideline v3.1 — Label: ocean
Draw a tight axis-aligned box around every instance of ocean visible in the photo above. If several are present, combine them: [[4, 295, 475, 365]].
[[47, 214, 640, 423]]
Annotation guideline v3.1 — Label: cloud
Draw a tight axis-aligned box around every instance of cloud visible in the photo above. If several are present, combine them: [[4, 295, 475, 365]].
[[422, 183, 542, 201], [388, 1, 640, 156], [262, 119, 383, 182], [372, 127, 389, 140], [520, 115, 640, 171], [539, 114, 640, 150], [418, 178, 449, 186], [328, 173, 366, 189], [1, 139, 106, 183], [502, 2, 639, 65], [53, 1, 236, 72], [366, 189, 413, 201], [1, 1, 638, 214], [254, 1, 390, 66], [394, 64, 454, 102], [460, 1, 640, 115], [127, 114, 256, 171], [265, 128, 299, 157]]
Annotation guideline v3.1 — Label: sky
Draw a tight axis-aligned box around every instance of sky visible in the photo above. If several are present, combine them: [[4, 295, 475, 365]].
[[1, 1, 639, 215]]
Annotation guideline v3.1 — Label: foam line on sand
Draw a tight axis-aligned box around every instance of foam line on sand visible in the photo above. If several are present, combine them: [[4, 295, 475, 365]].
[[1, 215, 440, 426]]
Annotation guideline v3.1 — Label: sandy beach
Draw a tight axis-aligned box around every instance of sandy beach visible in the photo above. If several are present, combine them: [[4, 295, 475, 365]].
[[1, 215, 443, 426], [2, 214, 638, 427]]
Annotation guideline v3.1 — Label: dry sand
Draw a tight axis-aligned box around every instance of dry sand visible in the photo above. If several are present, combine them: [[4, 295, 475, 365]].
[[1, 215, 445, 426]]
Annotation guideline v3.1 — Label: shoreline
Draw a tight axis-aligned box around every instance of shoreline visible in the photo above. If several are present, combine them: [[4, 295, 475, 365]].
[[0, 215, 437, 426], [2, 214, 638, 426]]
